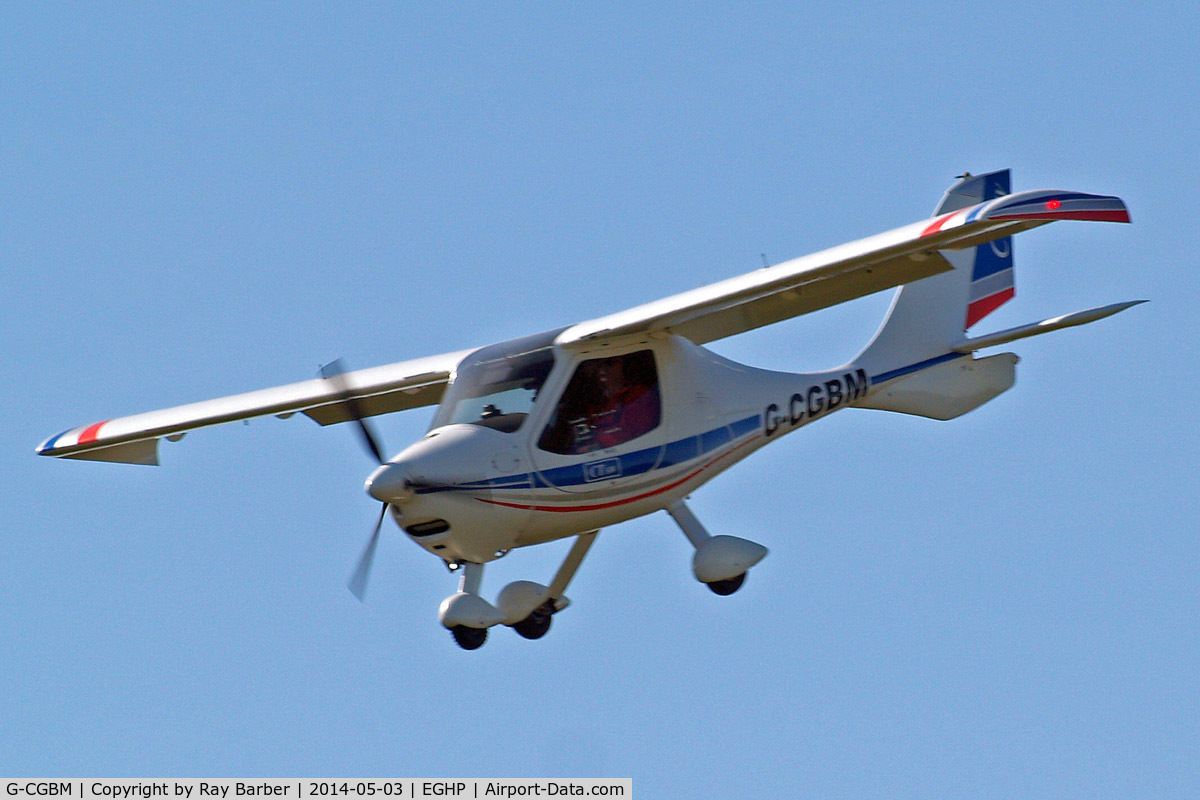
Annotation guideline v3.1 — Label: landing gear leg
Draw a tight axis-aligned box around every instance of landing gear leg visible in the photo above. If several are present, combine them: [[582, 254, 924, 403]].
[[458, 560, 485, 595], [547, 530, 597, 602], [667, 499, 767, 595], [668, 499, 712, 548]]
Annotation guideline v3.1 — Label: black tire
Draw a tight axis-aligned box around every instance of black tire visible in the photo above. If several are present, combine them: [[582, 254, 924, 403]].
[[451, 625, 488, 650], [706, 572, 746, 596], [513, 610, 552, 640]]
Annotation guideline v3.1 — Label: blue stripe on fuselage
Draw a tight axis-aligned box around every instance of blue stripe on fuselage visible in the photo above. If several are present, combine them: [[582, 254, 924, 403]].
[[870, 352, 966, 385], [430, 415, 761, 494], [427, 354, 968, 496]]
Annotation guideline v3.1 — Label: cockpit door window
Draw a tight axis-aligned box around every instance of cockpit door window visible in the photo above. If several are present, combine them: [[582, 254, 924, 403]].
[[538, 350, 661, 455]]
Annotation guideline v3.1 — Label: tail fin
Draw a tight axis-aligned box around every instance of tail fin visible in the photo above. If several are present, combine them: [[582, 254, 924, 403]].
[[856, 169, 1015, 376], [853, 169, 1139, 421], [854, 169, 1017, 420], [956, 172, 1016, 327]]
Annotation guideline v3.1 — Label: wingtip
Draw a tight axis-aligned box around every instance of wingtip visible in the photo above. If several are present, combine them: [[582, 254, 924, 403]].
[[36, 430, 70, 456]]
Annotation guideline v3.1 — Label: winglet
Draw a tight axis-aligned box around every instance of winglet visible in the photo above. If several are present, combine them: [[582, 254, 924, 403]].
[[984, 190, 1131, 224]]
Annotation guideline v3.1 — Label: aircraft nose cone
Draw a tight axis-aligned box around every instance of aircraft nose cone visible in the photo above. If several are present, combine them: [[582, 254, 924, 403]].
[[365, 463, 411, 503]]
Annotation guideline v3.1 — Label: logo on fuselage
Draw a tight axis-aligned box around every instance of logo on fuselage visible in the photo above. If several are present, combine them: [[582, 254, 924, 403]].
[[763, 368, 869, 437], [583, 457, 623, 482]]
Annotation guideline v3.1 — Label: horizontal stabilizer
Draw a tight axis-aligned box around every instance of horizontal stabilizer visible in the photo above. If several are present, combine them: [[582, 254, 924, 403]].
[[951, 300, 1146, 353]]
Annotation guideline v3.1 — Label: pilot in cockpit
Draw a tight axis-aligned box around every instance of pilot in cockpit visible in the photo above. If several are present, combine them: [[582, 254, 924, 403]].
[[539, 350, 661, 455]]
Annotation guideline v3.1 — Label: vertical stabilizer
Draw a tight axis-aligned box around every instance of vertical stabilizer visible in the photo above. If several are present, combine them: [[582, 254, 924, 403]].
[[856, 169, 1014, 375], [951, 172, 1016, 327]]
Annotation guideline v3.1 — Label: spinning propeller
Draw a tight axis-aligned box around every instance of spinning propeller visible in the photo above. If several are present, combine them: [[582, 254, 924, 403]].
[[319, 359, 392, 601]]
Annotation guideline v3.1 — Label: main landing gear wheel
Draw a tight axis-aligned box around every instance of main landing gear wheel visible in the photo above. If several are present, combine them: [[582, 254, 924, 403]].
[[512, 606, 553, 640], [451, 625, 488, 650], [705, 572, 746, 596]]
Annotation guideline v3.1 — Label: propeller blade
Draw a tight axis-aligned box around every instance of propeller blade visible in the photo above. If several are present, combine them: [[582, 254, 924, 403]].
[[348, 503, 389, 602], [320, 358, 388, 465]]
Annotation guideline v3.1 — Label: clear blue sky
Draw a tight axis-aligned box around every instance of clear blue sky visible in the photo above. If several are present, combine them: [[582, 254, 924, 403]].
[[4, 3, 1198, 796]]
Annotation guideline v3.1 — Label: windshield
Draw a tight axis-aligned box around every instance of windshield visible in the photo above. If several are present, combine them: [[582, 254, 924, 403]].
[[430, 329, 562, 434]]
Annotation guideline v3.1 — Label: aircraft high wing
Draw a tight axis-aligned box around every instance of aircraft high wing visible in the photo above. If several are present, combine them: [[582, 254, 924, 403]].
[[37, 350, 473, 465], [559, 188, 1128, 345], [38, 185, 1128, 466], [37, 169, 1137, 649]]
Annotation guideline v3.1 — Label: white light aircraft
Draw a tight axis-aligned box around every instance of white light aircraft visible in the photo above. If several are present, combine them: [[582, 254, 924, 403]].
[[39, 170, 1139, 649]]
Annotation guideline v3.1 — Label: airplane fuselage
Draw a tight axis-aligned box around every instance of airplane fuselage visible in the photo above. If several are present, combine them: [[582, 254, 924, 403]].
[[372, 334, 880, 565]]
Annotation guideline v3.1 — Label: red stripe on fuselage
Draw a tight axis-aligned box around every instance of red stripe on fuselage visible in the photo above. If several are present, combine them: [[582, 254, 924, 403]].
[[477, 435, 761, 513]]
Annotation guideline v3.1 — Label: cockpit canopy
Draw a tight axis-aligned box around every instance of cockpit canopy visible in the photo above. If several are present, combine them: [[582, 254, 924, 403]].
[[430, 329, 562, 434], [431, 329, 664, 455]]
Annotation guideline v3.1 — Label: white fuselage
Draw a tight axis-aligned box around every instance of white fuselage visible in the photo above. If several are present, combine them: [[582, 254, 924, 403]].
[[371, 335, 878, 565]]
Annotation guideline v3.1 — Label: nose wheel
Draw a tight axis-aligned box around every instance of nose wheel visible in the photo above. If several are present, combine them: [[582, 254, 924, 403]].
[[450, 625, 488, 650]]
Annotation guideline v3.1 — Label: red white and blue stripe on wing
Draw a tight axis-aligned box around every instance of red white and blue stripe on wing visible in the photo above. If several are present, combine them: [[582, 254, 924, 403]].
[[38, 420, 113, 454], [921, 189, 1131, 239]]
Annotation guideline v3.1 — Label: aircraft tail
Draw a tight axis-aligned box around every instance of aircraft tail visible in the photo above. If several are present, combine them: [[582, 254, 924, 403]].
[[856, 170, 1014, 376], [853, 169, 1139, 421]]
